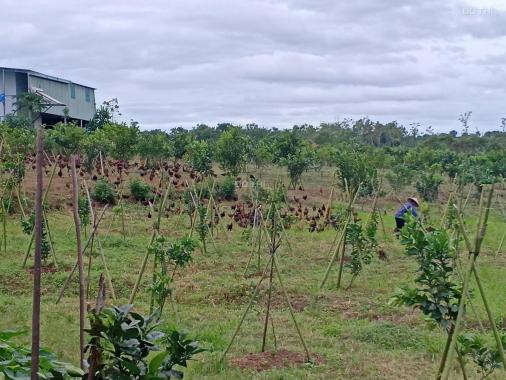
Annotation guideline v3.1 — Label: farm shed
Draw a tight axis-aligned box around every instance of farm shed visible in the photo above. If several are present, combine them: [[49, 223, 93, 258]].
[[0, 67, 96, 127]]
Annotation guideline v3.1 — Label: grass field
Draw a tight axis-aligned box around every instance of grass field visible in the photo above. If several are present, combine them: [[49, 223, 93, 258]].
[[1, 166, 505, 379]]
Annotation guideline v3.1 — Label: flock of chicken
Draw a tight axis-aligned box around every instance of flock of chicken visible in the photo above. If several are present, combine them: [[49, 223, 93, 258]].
[[25, 154, 335, 233]]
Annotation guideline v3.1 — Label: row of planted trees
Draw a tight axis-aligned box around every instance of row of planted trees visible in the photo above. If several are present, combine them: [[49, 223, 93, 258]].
[[2, 110, 506, 377], [3, 105, 506, 200], [390, 184, 506, 379], [0, 124, 209, 379]]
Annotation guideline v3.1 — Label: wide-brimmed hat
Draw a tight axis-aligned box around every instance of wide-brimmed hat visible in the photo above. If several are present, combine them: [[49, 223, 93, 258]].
[[407, 197, 419, 207]]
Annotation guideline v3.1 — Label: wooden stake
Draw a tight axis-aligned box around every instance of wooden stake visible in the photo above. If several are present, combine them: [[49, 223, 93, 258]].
[[30, 126, 44, 380], [440, 186, 502, 379], [22, 161, 58, 268], [71, 155, 86, 369]]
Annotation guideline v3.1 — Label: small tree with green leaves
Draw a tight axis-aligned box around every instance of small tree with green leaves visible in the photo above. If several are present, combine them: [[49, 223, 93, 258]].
[[385, 163, 414, 193], [20, 212, 50, 263], [46, 122, 85, 155], [335, 148, 377, 196], [345, 210, 379, 289], [130, 179, 153, 202], [391, 216, 461, 332], [102, 122, 139, 162], [0, 330, 83, 379], [137, 130, 173, 168], [250, 139, 273, 172], [86, 304, 204, 379], [149, 236, 198, 315], [215, 127, 250, 176], [185, 140, 212, 176], [457, 332, 506, 379], [279, 145, 316, 189], [14, 93, 45, 126], [415, 166, 443, 202]]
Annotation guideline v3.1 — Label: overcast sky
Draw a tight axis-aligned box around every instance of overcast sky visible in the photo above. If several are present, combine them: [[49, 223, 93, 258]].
[[1, 0, 505, 132]]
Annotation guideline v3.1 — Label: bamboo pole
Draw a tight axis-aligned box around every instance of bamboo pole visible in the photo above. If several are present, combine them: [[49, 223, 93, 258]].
[[440, 186, 498, 380], [71, 155, 86, 369], [56, 206, 108, 303], [320, 221, 348, 290], [22, 161, 58, 268], [30, 126, 44, 380], [272, 254, 311, 362], [261, 225, 276, 352], [336, 186, 365, 290], [220, 255, 273, 363], [42, 208, 58, 270], [128, 184, 170, 305]]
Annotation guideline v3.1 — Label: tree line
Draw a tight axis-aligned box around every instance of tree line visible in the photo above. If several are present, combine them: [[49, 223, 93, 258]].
[[2, 98, 506, 200]]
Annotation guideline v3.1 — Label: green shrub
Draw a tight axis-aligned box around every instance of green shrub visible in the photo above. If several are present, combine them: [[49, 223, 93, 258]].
[[129, 178, 153, 201], [93, 178, 116, 204], [415, 168, 443, 201], [86, 304, 204, 379], [0, 330, 83, 379], [215, 176, 236, 200]]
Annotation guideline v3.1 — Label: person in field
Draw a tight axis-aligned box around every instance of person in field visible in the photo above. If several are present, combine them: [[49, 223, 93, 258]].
[[394, 197, 419, 232]]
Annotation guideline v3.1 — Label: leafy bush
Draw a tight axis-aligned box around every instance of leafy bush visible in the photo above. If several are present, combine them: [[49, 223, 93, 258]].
[[185, 140, 212, 175], [78, 196, 91, 228], [215, 176, 236, 201], [279, 146, 316, 189], [457, 332, 506, 379], [335, 148, 377, 197], [345, 210, 379, 287], [86, 304, 204, 379], [148, 236, 198, 315], [415, 168, 443, 202], [20, 213, 50, 261], [385, 164, 414, 193], [93, 178, 116, 204], [46, 122, 85, 155], [390, 216, 461, 332], [215, 127, 250, 176], [0, 330, 83, 379], [130, 179, 153, 202]]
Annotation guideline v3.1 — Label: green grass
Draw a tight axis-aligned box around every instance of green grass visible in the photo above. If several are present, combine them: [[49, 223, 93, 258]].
[[1, 168, 506, 379]]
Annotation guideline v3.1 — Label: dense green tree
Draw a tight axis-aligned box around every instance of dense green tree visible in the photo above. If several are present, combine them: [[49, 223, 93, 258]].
[[137, 130, 173, 167], [280, 143, 316, 189], [86, 98, 121, 132], [186, 140, 212, 175], [215, 127, 250, 176], [46, 122, 85, 155], [102, 122, 139, 161], [169, 127, 193, 160]]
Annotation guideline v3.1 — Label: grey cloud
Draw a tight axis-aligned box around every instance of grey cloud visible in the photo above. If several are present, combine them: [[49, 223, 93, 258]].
[[1, 0, 505, 131]]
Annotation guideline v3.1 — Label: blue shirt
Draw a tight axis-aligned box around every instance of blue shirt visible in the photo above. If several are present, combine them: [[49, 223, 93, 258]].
[[395, 203, 418, 219]]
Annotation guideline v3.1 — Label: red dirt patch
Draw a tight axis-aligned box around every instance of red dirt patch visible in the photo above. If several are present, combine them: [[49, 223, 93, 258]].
[[27, 264, 60, 275], [270, 294, 310, 312], [231, 349, 324, 371]]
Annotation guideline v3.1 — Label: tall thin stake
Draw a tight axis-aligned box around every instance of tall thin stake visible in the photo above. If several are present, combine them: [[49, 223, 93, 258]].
[[31, 126, 44, 380], [440, 186, 498, 379], [71, 155, 86, 369]]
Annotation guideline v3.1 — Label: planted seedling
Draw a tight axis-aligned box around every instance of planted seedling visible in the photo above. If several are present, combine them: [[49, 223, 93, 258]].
[[221, 183, 310, 363], [149, 236, 198, 316], [20, 212, 51, 262], [85, 304, 204, 379]]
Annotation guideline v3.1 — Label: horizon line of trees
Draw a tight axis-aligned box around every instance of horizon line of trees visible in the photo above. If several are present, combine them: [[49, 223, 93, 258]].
[[2, 97, 506, 200]]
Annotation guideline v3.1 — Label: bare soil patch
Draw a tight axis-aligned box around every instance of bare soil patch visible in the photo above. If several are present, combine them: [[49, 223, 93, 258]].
[[231, 349, 324, 371]]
